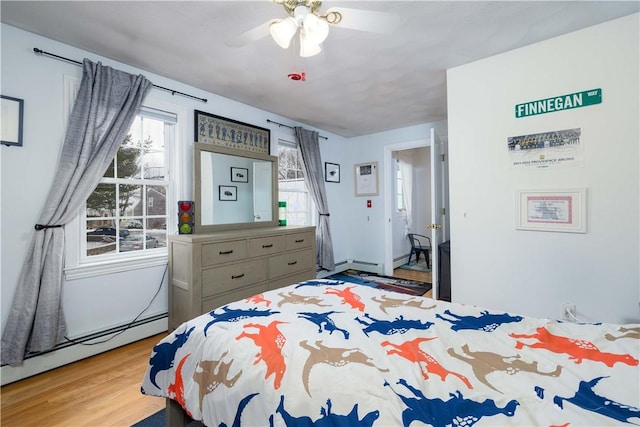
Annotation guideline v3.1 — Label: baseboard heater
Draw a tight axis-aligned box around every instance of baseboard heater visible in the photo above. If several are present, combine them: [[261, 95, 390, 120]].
[[40, 312, 168, 357], [318, 257, 415, 279], [1, 313, 168, 385], [323, 259, 383, 276]]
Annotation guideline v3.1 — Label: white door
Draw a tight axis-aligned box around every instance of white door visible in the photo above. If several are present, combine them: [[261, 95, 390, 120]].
[[253, 161, 272, 222], [429, 128, 446, 299]]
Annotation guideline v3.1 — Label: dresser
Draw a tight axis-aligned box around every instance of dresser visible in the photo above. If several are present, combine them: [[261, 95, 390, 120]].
[[168, 225, 316, 329]]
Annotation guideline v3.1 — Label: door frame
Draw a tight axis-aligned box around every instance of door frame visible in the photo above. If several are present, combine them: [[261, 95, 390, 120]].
[[383, 138, 429, 277]]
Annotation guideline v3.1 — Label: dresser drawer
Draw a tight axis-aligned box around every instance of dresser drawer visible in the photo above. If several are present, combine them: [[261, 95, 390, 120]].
[[269, 271, 315, 291], [202, 240, 247, 266], [286, 231, 314, 250], [201, 282, 268, 313], [269, 249, 314, 279], [202, 259, 267, 297], [249, 235, 285, 257]]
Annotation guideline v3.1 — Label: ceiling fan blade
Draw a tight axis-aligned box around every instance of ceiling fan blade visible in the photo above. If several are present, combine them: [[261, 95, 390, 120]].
[[325, 7, 400, 34], [225, 19, 277, 47]]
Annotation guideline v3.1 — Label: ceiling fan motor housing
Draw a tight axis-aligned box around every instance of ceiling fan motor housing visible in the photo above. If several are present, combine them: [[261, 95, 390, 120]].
[[282, 0, 322, 16]]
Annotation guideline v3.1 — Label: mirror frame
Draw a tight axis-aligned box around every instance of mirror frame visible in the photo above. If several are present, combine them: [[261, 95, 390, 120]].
[[194, 142, 279, 233]]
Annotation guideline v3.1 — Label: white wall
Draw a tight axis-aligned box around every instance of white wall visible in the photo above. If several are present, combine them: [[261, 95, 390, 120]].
[[0, 24, 349, 380], [447, 14, 639, 324]]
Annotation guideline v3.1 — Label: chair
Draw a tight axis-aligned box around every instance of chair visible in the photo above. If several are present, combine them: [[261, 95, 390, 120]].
[[407, 233, 431, 269]]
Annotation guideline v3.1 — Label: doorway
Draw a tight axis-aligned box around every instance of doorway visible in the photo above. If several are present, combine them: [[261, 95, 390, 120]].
[[384, 128, 449, 300], [383, 139, 430, 277]]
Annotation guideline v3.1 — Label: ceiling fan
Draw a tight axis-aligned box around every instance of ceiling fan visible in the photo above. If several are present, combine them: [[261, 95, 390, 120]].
[[226, 0, 399, 57]]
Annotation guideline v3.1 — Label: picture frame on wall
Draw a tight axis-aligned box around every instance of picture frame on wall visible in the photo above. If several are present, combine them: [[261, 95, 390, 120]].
[[354, 161, 378, 196], [516, 188, 586, 233], [231, 167, 249, 183], [219, 185, 237, 201], [1, 95, 24, 147], [325, 162, 340, 183], [195, 110, 270, 155]]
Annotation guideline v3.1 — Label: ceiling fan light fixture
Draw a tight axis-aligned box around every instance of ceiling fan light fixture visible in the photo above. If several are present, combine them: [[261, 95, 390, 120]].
[[270, 17, 298, 48], [302, 13, 329, 45], [299, 31, 322, 57]]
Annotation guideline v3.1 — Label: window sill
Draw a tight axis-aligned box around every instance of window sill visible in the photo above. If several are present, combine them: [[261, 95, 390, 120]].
[[64, 252, 168, 281]]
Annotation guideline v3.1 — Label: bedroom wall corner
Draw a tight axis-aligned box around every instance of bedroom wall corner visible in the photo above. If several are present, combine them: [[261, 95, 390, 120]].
[[446, 14, 639, 324]]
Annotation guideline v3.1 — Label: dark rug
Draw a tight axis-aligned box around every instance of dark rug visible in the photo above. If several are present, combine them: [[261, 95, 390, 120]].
[[132, 409, 204, 427], [326, 269, 431, 296]]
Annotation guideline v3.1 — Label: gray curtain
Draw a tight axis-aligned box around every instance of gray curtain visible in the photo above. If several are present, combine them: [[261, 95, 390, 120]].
[[294, 127, 335, 270], [1, 59, 152, 365]]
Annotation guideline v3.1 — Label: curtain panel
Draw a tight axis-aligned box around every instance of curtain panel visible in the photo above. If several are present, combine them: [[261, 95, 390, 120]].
[[397, 150, 414, 239], [1, 59, 152, 365], [294, 127, 335, 271]]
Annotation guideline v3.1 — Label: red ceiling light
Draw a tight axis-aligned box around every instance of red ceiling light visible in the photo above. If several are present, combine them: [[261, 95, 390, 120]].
[[288, 71, 306, 81]]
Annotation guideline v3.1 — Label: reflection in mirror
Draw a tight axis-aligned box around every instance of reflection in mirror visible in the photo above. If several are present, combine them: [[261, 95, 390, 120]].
[[195, 143, 278, 232]]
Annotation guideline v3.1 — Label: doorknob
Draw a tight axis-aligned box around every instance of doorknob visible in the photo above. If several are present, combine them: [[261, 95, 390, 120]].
[[427, 223, 442, 230]]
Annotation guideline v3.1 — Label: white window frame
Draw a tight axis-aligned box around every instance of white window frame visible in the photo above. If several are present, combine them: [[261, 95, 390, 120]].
[[63, 75, 188, 280], [277, 138, 316, 227]]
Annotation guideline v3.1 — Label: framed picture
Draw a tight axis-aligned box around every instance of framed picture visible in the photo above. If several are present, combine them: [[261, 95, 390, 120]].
[[195, 110, 270, 155], [1, 95, 24, 147], [231, 167, 249, 183], [325, 162, 340, 183], [219, 185, 237, 201], [354, 161, 378, 196], [516, 188, 586, 233]]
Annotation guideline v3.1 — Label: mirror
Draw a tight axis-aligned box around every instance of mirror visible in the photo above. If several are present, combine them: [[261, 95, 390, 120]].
[[194, 143, 278, 233]]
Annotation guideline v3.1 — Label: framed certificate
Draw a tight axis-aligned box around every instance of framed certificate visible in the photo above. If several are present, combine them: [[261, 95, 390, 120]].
[[516, 188, 586, 233]]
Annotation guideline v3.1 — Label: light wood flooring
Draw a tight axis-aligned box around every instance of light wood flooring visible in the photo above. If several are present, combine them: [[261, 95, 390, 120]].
[[1, 268, 432, 426], [1, 334, 167, 427], [392, 266, 433, 298]]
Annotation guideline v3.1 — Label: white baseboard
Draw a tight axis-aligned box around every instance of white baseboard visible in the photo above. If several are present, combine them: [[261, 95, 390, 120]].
[[1, 317, 168, 386], [317, 259, 384, 278], [393, 255, 411, 269]]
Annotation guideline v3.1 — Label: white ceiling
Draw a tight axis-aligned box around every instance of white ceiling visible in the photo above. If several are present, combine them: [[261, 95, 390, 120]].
[[2, 1, 638, 137]]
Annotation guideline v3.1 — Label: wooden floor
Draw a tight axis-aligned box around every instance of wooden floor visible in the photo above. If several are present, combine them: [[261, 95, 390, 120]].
[[1, 334, 167, 427], [392, 266, 433, 298], [0, 268, 433, 426]]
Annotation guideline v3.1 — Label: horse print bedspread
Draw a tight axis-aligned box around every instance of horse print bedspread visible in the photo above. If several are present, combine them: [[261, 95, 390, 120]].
[[141, 278, 640, 426]]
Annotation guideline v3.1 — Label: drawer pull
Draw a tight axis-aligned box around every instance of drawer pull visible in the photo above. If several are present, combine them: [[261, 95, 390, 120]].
[[288, 261, 298, 266], [231, 273, 245, 279], [219, 250, 234, 255], [295, 239, 304, 243], [262, 244, 273, 248]]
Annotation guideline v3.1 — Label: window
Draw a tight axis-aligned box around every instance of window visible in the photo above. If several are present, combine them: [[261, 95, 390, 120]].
[[278, 139, 315, 226], [396, 160, 406, 211], [83, 107, 176, 259], [62, 75, 185, 279]]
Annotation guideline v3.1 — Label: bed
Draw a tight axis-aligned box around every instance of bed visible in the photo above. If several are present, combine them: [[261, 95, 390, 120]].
[[141, 277, 640, 426]]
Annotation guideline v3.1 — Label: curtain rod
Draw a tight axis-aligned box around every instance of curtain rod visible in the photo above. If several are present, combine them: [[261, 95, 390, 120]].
[[33, 48, 208, 103], [266, 119, 328, 140]]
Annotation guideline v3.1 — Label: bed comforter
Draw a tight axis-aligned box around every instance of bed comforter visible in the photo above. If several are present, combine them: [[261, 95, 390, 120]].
[[141, 278, 640, 426]]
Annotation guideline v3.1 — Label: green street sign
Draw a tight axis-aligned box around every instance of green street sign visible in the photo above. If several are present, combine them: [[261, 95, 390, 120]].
[[515, 88, 602, 118]]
